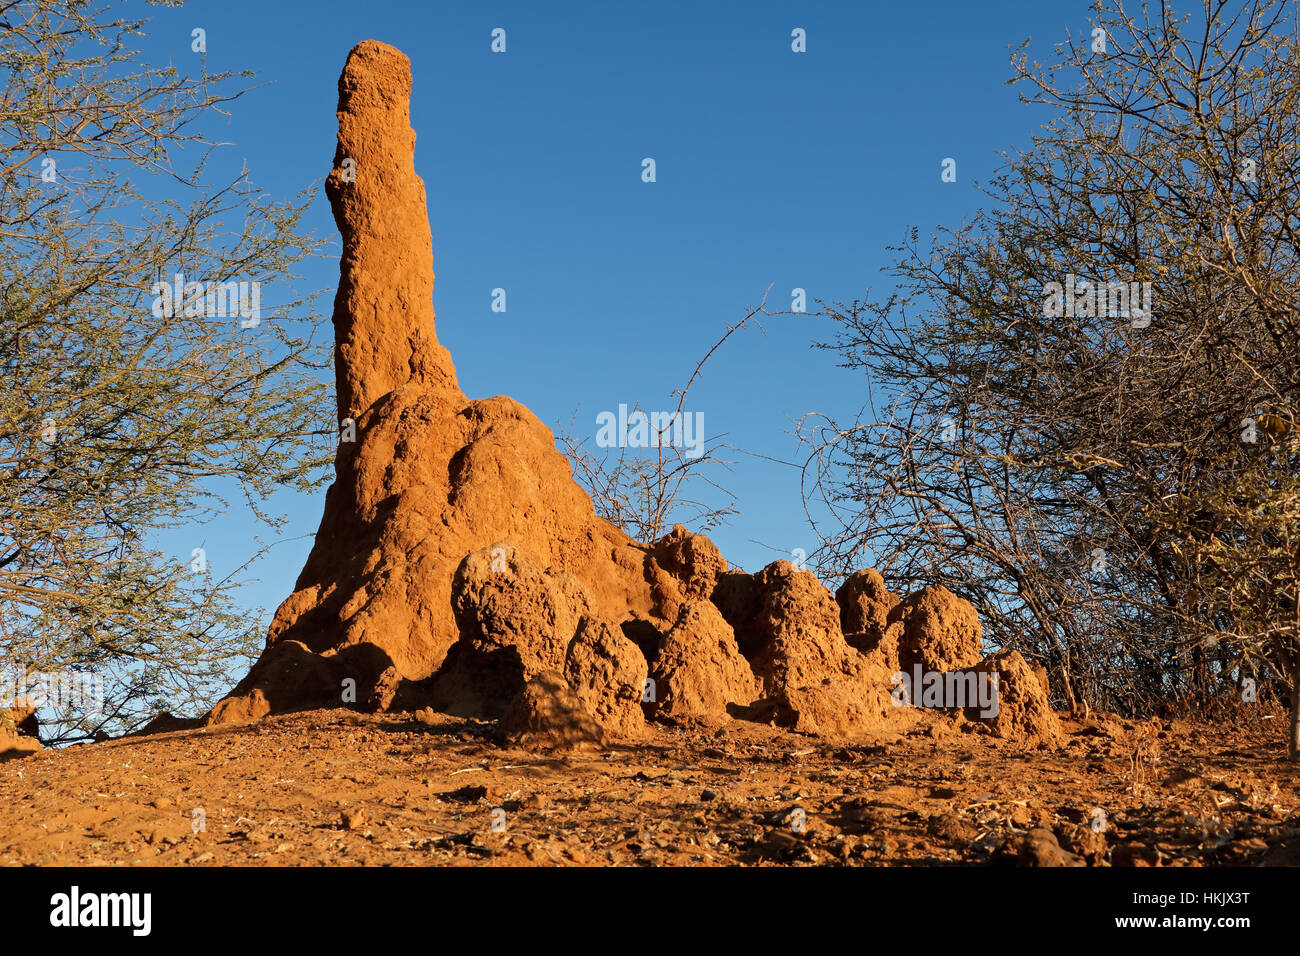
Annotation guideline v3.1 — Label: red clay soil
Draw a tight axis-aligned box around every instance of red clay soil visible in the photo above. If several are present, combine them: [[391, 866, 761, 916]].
[[1, 708, 1298, 867]]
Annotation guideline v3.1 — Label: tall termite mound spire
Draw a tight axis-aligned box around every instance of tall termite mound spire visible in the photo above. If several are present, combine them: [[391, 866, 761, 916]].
[[207, 41, 660, 727], [325, 40, 457, 418], [204, 41, 1059, 752]]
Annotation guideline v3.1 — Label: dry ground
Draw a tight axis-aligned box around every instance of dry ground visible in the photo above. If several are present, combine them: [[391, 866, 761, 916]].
[[2, 708, 1298, 867]]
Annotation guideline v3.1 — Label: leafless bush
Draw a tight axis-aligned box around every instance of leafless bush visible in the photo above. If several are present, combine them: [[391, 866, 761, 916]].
[[800, 0, 1300, 757], [558, 290, 770, 543]]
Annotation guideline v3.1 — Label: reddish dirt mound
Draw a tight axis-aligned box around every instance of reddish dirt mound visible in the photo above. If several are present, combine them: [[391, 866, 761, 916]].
[[428, 544, 647, 739], [647, 524, 728, 622], [650, 599, 758, 725], [563, 617, 648, 739], [451, 544, 591, 677], [720, 561, 905, 737], [837, 568, 899, 634], [837, 568, 902, 670], [202, 40, 1064, 754], [209, 41, 658, 725], [962, 649, 1065, 747], [889, 585, 984, 673], [429, 544, 591, 717], [496, 671, 606, 751]]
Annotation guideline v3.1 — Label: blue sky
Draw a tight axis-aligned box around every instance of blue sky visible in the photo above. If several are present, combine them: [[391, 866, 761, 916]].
[[132, 0, 1086, 642]]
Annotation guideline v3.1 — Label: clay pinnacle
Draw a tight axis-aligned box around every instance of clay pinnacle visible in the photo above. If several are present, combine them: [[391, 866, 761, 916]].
[[324, 39, 458, 423]]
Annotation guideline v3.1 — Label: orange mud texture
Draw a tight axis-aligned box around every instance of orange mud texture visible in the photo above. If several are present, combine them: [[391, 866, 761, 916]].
[[2, 709, 1298, 867]]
